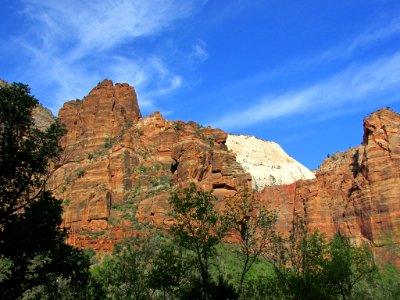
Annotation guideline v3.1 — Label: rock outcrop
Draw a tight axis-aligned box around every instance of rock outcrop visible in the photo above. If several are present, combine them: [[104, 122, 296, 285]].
[[256, 108, 400, 265], [50, 80, 251, 251], [226, 134, 315, 191], [32, 105, 55, 131]]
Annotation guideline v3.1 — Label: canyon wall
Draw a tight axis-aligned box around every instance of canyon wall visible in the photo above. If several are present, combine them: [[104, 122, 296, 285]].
[[47, 80, 400, 264], [257, 108, 400, 264], [50, 80, 251, 251]]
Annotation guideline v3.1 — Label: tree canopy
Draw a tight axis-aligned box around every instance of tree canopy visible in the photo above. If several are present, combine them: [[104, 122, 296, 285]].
[[0, 83, 89, 299]]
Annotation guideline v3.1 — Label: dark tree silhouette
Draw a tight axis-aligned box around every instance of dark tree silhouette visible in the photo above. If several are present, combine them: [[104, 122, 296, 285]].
[[0, 83, 89, 299]]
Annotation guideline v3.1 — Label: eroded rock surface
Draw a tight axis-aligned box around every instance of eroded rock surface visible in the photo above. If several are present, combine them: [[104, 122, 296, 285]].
[[47, 79, 400, 265], [256, 108, 400, 265], [226, 134, 315, 190], [50, 80, 251, 251]]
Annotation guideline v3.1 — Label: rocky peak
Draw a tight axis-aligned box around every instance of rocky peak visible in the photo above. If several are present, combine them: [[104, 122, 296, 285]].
[[44, 78, 400, 264], [49, 82, 251, 251], [32, 105, 55, 131], [363, 108, 400, 151], [58, 79, 142, 160], [226, 134, 315, 190]]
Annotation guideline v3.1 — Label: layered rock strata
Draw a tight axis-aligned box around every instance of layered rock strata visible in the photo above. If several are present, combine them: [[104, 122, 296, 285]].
[[50, 80, 251, 251], [256, 108, 400, 265], [49, 79, 400, 265], [32, 105, 54, 130]]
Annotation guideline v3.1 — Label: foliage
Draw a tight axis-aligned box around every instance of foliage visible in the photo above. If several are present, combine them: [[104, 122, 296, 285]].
[[0, 83, 90, 299], [352, 263, 400, 299], [223, 195, 277, 295], [271, 215, 377, 300], [76, 167, 85, 178], [104, 136, 117, 149], [147, 237, 193, 299], [89, 236, 158, 299], [169, 183, 229, 299], [85, 210, 396, 300], [0, 83, 65, 225], [173, 121, 183, 131], [89, 234, 191, 300], [323, 234, 376, 299], [211, 243, 276, 299], [271, 216, 332, 299]]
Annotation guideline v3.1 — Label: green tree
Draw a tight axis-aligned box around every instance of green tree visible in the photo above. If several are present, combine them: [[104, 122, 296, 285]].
[[272, 216, 335, 300], [0, 83, 89, 299], [223, 195, 277, 296], [169, 183, 230, 299], [92, 238, 154, 299], [148, 238, 187, 299], [90, 234, 181, 300], [272, 216, 377, 300], [323, 234, 376, 300]]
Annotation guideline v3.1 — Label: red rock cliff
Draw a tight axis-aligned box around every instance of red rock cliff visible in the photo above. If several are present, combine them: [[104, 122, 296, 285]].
[[256, 108, 400, 265], [50, 80, 400, 264], [50, 80, 251, 252]]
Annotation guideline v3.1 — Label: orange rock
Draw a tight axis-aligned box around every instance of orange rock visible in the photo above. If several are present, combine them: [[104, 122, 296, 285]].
[[50, 81, 250, 252], [256, 108, 400, 265], [49, 80, 400, 265]]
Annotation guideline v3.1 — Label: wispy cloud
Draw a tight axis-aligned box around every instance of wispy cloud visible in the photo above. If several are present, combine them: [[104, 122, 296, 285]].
[[309, 17, 400, 64], [206, 16, 400, 130], [196, 17, 400, 125], [16, 0, 204, 113], [191, 40, 208, 63], [23, 0, 196, 56], [212, 52, 400, 130]]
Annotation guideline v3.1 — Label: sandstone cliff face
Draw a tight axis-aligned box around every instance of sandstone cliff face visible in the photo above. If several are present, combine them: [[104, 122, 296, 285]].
[[49, 80, 400, 264], [257, 108, 400, 265], [50, 80, 251, 251], [226, 134, 315, 191], [58, 79, 142, 161]]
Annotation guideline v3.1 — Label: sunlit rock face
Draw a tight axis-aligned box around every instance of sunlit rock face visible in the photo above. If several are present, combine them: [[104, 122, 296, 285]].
[[226, 134, 315, 191], [45, 78, 400, 265], [50, 80, 251, 252], [256, 108, 400, 266]]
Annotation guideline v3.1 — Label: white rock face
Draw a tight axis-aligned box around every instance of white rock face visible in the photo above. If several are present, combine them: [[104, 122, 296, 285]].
[[226, 134, 315, 191]]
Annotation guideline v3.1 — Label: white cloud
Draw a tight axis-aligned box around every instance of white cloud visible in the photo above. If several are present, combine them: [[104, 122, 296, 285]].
[[23, 0, 196, 56], [212, 52, 400, 129], [17, 0, 204, 113], [192, 40, 208, 63]]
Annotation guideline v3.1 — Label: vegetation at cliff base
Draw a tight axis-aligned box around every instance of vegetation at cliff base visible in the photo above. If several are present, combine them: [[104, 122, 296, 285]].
[[84, 186, 396, 300]]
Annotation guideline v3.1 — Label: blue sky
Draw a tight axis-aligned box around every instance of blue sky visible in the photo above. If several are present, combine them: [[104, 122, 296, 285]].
[[2, 0, 400, 169]]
